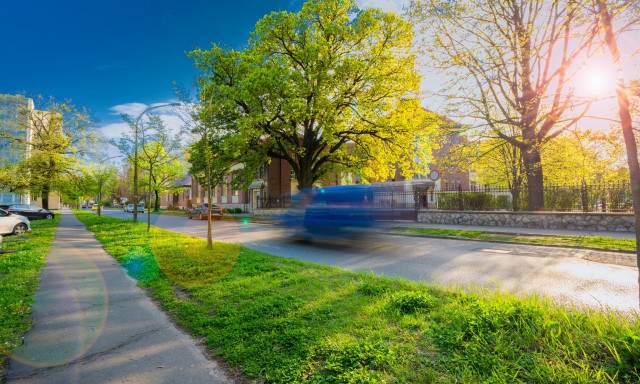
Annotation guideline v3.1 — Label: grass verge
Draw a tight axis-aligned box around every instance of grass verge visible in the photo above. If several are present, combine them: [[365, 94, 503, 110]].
[[0, 216, 59, 378], [391, 227, 637, 251], [156, 209, 188, 217], [157, 209, 273, 223], [74, 210, 640, 383]]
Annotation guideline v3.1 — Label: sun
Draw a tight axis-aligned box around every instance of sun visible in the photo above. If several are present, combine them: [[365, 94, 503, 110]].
[[577, 62, 616, 98]]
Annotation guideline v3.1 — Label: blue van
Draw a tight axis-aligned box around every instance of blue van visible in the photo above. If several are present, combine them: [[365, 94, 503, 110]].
[[283, 181, 434, 241]]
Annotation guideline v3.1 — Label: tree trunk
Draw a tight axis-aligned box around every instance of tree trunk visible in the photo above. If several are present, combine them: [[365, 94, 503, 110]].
[[204, 132, 213, 250], [523, 146, 544, 211], [154, 189, 160, 212], [511, 186, 521, 212], [147, 166, 153, 232], [296, 163, 315, 190], [41, 184, 50, 210], [97, 183, 102, 217], [597, 0, 640, 307]]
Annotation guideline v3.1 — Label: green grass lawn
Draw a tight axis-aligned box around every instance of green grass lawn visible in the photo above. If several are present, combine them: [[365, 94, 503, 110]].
[[73, 210, 640, 383], [391, 227, 637, 251], [0, 217, 59, 378], [156, 209, 272, 223], [156, 209, 188, 217]]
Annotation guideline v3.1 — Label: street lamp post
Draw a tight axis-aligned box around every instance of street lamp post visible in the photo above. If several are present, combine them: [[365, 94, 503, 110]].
[[133, 103, 180, 223]]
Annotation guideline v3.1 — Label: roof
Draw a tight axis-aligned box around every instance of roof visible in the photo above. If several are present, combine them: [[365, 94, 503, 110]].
[[175, 174, 192, 188]]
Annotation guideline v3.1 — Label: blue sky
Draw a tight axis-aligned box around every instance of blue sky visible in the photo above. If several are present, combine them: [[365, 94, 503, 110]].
[[0, 0, 312, 138], [1, 0, 636, 145], [0, 0, 407, 143]]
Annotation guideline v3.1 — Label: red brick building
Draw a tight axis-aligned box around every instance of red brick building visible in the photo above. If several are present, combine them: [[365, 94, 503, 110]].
[[161, 158, 358, 212], [162, 123, 472, 212]]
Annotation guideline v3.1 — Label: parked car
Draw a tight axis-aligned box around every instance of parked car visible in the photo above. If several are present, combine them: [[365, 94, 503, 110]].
[[3, 204, 55, 220], [188, 203, 223, 220], [124, 203, 144, 213], [92, 205, 100, 211], [0, 208, 31, 235]]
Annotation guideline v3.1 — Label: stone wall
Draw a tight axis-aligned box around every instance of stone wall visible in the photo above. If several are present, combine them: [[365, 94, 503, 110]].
[[418, 210, 635, 232], [254, 208, 288, 216]]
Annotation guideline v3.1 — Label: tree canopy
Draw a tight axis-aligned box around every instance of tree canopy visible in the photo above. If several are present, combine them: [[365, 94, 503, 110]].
[[190, 0, 440, 190], [0, 95, 100, 208], [408, 0, 609, 209]]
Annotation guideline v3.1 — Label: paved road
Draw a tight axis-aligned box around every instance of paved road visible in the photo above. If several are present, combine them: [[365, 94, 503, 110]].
[[7, 211, 230, 384], [101, 210, 639, 314]]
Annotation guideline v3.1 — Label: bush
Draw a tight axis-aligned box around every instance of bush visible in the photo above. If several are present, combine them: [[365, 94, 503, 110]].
[[608, 188, 633, 212], [437, 192, 496, 211], [464, 192, 495, 210], [437, 192, 459, 210], [166, 205, 182, 211], [496, 195, 511, 210], [544, 188, 580, 211]]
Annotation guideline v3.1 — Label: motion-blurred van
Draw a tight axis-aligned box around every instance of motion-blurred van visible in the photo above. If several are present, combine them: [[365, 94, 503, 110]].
[[283, 180, 434, 242]]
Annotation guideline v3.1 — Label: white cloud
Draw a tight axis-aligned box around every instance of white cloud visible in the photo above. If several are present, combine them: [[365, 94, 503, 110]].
[[101, 122, 131, 140], [356, 0, 409, 14], [103, 101, 187, 142], [156, 114, 185, 134], [109, 102, 148, 117]]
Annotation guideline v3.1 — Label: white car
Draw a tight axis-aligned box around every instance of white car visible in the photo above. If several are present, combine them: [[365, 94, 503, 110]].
[[124, 203, 144, 213], [0, 208, 31, 235]]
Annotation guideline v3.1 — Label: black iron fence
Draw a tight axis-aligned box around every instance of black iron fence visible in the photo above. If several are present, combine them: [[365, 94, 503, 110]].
[[257, 196, 290, 209], [434, 182, 633, 213], [256, 182, 633, 213]]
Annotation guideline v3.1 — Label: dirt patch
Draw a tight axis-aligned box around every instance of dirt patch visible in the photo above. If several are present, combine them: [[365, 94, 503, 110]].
[[581, 251, 638, 268]]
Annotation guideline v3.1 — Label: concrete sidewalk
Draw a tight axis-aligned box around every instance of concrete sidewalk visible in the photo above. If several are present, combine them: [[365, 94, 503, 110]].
[[7, 210, 231, 383]]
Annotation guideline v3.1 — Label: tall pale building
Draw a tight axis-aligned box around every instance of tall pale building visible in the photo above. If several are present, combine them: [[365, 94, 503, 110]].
[[0, 94, 61, 209], [0, 94, 33, 205]]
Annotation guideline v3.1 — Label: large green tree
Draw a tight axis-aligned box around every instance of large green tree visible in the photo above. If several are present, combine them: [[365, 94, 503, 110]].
[[190, 0, 439, 191], [0, 96, 100, 208], [409, 0, 604, 210]]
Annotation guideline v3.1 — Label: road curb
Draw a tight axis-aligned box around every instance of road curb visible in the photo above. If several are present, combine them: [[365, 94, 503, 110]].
[[386, 231, 637, 255]]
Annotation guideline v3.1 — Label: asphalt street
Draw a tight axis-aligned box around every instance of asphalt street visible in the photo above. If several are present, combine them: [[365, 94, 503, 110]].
[[101, 209, 639, 314]]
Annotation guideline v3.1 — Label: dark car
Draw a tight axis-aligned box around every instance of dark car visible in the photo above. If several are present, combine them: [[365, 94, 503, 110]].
[[4, 204, 55, 220], [188, 203, 223, 220]]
